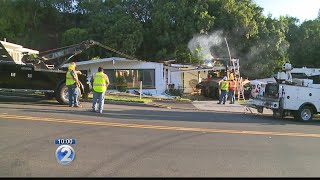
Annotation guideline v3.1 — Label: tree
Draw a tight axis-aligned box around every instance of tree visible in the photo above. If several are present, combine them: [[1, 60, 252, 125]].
[[288, 19, 320, 67], [61, 28, 89, 46], [1, 0, 317, 79]]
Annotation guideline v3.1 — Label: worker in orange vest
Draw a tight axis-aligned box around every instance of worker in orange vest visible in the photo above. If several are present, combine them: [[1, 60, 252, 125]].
[[228, 78, 236, 104]]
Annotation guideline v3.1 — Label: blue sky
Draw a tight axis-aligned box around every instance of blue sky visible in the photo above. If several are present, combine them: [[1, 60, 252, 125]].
[[254, 0, 320, 21]]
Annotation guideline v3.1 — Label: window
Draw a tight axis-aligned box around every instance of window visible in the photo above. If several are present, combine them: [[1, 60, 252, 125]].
[[104, 69, 155, 89], [104, 69, 117, 89], [142, 70, 155, 88]]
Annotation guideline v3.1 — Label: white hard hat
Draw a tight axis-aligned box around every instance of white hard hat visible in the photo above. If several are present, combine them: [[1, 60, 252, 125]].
[[223, 76, 227, 80]]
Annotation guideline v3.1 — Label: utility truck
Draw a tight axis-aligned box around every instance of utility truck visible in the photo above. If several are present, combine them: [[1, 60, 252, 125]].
[[247, 63, 320, 121]]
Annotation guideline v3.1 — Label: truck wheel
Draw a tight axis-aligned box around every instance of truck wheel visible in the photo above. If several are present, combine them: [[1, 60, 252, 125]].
[[56, 83, 69, 105], [257, 107, 263, 113], [273, 110, 284, 119], [296, 106, 313, 121]]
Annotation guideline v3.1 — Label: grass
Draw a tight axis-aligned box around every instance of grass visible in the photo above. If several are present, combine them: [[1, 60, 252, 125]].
[[175, 97, 192, 102], [88, 94, 152, 104], [238, 100, 247, 105]]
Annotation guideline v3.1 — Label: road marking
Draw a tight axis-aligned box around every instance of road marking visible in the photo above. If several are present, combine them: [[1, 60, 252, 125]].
[[1, 114, 320, 138]]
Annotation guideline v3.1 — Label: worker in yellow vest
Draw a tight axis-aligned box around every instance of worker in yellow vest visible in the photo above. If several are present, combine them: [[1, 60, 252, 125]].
[[217, 76, 229, 104], [66, 62, 81, 107], [228, 78, 236, 104], [91, 67, 110, 113], [71, 62, 83, 106], [229, 69, 235, 82]]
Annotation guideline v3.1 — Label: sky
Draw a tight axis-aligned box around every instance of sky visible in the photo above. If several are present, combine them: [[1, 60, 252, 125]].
[[254, 0, 320, 21]]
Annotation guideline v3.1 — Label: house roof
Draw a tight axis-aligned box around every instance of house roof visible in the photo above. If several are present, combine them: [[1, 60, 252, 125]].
[[63, 57, 147, 67], [164, 63, 227, 72], [169, 66, 227, 73]]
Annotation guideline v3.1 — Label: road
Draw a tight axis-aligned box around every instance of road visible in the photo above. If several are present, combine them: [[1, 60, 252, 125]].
[[1, 99, 320, 177]]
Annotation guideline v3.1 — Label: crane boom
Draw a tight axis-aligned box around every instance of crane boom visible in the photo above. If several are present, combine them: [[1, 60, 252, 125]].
[[21, 40, 139, 70]]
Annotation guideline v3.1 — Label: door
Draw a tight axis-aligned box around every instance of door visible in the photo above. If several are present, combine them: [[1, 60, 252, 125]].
[[18, 64, 34, 89]]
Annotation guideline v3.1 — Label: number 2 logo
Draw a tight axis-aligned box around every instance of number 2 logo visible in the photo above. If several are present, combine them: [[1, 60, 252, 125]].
[[55, 145, 75, 165], [60, 147, 72, 162]]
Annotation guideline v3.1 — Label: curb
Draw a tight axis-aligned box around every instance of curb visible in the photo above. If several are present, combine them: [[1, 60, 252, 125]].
[[148, 102, 199, 111], [82, 99, 163, 108], [149, 103, 173, 109]]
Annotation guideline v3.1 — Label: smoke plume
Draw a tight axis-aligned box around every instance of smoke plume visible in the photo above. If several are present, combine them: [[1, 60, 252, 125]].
[[188, 31, 225, 64]]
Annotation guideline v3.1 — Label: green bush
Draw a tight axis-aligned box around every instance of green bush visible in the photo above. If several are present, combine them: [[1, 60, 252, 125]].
[[115, 76, 127, 92], [165, 88, 183, 97]]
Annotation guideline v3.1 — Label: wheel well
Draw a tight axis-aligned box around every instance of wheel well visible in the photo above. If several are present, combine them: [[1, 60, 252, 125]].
[[55, 79, 66, 93], [299, 103, 317, 113]]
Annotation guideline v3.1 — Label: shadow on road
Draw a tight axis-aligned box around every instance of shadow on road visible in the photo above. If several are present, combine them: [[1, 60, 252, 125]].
[[1, 102, 319, 127], [1, 95, 319, 126], [0, 95, 61, 106]]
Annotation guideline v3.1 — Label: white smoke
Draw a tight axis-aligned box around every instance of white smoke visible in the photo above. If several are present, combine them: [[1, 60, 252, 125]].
[[187, 30, 224, 64]]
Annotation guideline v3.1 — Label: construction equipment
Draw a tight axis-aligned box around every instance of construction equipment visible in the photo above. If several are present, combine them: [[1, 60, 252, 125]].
[[197, 57, 249, 100], [197, 37, 251, 100], [21, 40, 138, 70], [0, 40, 137, 104], [246, 63, 320, 121]]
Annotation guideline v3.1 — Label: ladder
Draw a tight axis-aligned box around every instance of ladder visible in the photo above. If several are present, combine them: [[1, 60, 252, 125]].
[[237, 77, 245, 102], [229, 59, 245, 102]]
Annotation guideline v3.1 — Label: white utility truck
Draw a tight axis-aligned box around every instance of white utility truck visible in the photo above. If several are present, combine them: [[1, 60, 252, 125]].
[[247, 63, 320, 121]]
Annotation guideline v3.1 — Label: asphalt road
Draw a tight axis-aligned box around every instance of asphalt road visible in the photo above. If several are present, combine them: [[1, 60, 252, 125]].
[[1, 99, 320, 177]]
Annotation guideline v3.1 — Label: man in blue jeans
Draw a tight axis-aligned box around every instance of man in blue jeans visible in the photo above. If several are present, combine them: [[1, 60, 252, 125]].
[[91, 67, 110, 113], [66, 62, 81, 107], [228, 78, 236, 104], [217, 76, 229, 105]]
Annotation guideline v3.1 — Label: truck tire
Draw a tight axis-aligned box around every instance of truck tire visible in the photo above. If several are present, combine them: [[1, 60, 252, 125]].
[[56, 83, 69, 105], [257, 107, 263, 113], [295, 106, 314, 121], [272, 109, 284, 119]]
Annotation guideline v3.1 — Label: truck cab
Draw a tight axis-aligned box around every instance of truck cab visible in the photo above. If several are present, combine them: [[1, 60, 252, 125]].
[[0, 41, 91, 104]]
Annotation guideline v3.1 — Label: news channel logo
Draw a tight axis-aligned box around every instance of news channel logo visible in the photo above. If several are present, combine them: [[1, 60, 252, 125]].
[[55, 145, 76, 165]]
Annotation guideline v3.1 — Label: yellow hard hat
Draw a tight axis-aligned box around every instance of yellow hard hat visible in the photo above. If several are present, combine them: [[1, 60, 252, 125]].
[[68, 64, 75, 70]]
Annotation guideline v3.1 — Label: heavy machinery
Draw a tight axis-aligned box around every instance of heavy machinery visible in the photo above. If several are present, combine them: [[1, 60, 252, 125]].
[[247, 63, 320, 121], [196, 37, 251, 100], [196, 65, 225, 99], [197, 57, 251, 100], [0, 40, 136, 104]]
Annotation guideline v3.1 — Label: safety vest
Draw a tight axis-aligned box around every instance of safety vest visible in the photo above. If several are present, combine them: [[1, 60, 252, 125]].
[[229, 80, 236, 90], [66, 71, 76, 86], [229, 73, 234, 81], [220, 81, 229, 90], [93, 72, 107, 93]]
